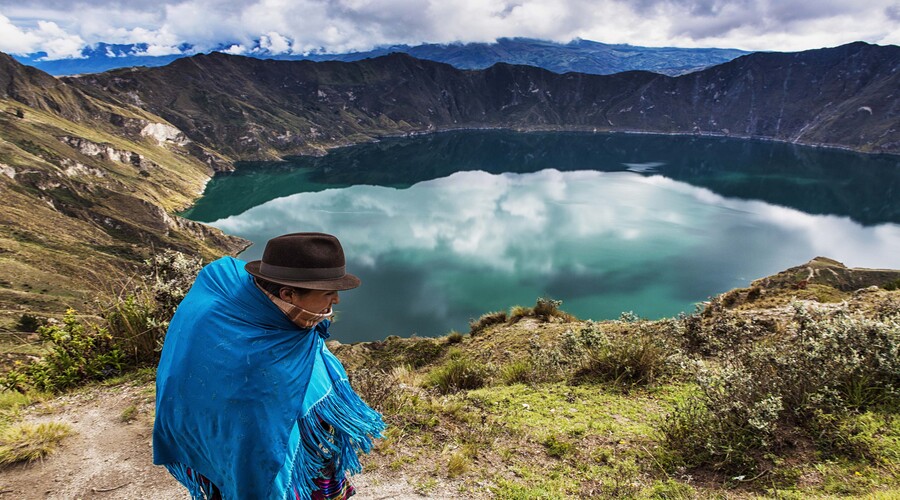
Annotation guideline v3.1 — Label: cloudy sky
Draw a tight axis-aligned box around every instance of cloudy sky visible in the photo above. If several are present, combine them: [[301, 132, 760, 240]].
[[0, 0, 897, 60]]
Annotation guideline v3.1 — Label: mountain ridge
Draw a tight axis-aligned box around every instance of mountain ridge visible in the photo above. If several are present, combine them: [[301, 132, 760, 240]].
[[12, 37, 749, 77], [63, 42, 900, 159]]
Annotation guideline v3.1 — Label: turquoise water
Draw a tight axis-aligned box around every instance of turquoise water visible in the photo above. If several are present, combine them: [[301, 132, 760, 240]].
[[183, 131, 900, 342]]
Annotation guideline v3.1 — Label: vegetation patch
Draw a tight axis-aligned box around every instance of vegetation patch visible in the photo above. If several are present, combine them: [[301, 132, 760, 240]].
[[0, 421, 72, 465], [3, 250, 203, 393], [426, 351, 490, 394]]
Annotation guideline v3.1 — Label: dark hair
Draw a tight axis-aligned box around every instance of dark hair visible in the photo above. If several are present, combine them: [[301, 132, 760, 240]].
[[254, 277, 313, 298]]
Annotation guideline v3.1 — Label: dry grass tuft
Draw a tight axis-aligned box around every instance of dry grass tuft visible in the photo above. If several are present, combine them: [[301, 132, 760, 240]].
[[0, 421, 73, 465]]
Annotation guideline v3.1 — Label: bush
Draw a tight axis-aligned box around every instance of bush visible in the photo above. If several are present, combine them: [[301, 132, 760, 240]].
[[882, 278, 900, 291], [659, 302, 900, 472], [469, 310, 507, 336], [16, 314, 44, 333], [4, 309, 124, 393], [103, 249, 203, 364], [104, 294, 157, 366], [508, 298, 576, 325], [528, 321, 679, 388], [507, 305, 532, 323], [533, 297, 576, 322], [349, 367, 418, 416], [426, 356, 489, 394], [445, 331, 464, 344], [659, 364, 783, 472], [500, 359, 537, 385], [577, 329, 673, 387], [5, 250, 204, 393]]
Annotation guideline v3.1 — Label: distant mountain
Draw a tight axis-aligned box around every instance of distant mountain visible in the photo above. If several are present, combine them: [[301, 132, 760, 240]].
[[286, 38, 749, 76], [66, 42, 900, 158], [12, 43, 192, 76], [14, 38, 748, 77]]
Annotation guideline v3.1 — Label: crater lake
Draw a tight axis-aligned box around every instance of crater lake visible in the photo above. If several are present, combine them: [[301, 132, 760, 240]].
[[182, 131, 900, 343]]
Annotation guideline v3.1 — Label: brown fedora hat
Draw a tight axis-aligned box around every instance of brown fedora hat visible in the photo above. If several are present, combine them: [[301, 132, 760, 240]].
[[245, 232, 361, 290]]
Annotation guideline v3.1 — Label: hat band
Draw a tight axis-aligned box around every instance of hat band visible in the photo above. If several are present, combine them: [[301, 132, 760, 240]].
[[259, 262, 346, 281]]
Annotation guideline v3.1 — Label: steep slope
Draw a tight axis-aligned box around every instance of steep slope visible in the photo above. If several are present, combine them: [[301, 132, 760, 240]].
[[0, 54, 244, 322], [68, 42, 899, 158]]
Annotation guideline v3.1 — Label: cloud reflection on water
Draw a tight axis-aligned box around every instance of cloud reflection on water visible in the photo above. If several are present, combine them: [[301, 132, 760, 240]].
[[212, 169, 900, 342]]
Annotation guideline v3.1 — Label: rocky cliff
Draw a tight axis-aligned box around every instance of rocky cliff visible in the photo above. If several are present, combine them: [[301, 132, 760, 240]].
[[66, 42, 899, 159]]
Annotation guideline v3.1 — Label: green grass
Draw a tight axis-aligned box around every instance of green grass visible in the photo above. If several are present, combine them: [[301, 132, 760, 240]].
[[467, 383, 688, 439], [119, 404, 138, 423]]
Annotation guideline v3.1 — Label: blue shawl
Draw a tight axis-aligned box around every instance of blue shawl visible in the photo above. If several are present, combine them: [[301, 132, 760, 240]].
[[153, 257, 385, 499]]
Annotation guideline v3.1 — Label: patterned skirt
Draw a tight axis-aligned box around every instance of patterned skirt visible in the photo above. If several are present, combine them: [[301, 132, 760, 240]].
[[188, 468, 355, 500]]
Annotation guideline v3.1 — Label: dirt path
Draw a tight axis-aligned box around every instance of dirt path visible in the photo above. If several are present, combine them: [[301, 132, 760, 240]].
[[0, 383, 441, 499]]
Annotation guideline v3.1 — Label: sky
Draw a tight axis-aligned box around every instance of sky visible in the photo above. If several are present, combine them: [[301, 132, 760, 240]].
[[0, 0, 898, 60]]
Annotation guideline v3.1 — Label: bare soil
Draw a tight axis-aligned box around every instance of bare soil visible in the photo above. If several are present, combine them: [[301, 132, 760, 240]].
[[0, 382, 444, 499]]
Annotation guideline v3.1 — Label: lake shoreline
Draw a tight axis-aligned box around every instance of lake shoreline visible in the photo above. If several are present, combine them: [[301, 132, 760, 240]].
[[185, 132, 900, 341], [273, 125, 900, 166]]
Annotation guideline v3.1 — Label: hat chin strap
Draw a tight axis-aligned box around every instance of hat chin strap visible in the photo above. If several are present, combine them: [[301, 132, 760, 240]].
[[254, 281, 335, 329], [297, 305, 334, 319]]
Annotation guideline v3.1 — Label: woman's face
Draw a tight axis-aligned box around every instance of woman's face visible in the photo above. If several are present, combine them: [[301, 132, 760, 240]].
[[283, 288, 340, 313]]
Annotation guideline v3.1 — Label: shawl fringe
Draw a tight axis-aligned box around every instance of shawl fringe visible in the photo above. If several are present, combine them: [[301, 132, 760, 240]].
[[287, 379, 386, 499], [166, 462, 219, 500]]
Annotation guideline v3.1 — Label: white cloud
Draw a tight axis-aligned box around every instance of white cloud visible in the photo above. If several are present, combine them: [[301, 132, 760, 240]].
[[213, 169, 900, 277], [0, 13, 42, 54], [0, 0, 897, 58], [257, 31, 292, 54], [0, 14, 85, 58], [222, 43, 248, 55]]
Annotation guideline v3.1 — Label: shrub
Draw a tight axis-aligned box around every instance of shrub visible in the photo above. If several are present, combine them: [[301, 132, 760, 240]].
[[507, 305, 532, 323], [104, 293, 156, 366], [533, 297, 576, 322], [447, 446, 475, 477], [577, 329, 673, 387], [406, 339, 447, 368], [530, 321, 679, 388], [618, 311, 642, 323], [445, 331, 464, 344], [469, 310, 507, 335], [103, 249, 203, 364], [659, 363, 783, 472], [881, 278, 900, 291], [4, 250, 204, 393], [509, 298, 576, 325], [142, 249, 203, 331], [542, 434, 573, 458], [500, 359, 536, 385], [16, 314, 44, 333], [4, 309, 125, 393], [659, 302, 900, 472], [426, 356, 489, 394], [349, 367, 418, 416]]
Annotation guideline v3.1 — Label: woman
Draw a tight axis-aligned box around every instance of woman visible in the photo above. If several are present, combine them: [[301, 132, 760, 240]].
[[153, 232, 385, 499]]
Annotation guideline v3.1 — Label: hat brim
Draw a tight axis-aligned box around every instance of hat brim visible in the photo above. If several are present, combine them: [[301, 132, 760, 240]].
[[245, 261, 361, 291]]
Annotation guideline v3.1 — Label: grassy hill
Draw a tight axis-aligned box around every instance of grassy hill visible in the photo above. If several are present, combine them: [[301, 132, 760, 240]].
[[0, 52, 246, 328], [1, 258, 897, 498]]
